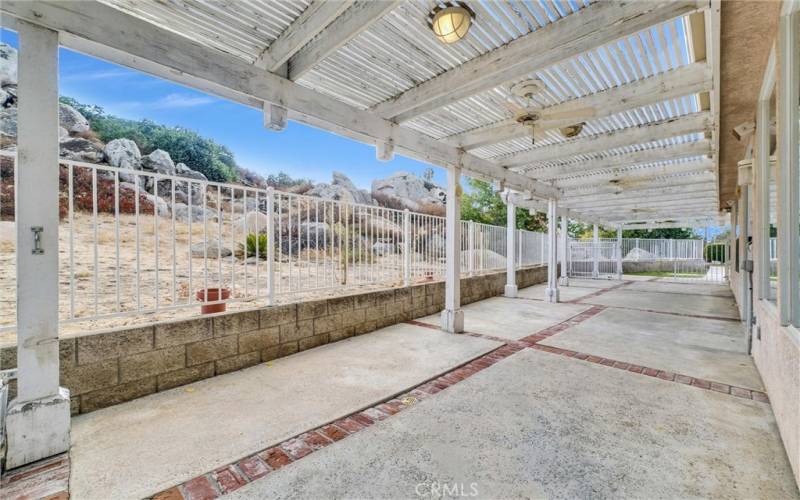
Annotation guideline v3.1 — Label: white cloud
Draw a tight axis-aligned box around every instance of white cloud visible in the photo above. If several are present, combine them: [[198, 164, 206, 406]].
[[151, 93, 215, 109]]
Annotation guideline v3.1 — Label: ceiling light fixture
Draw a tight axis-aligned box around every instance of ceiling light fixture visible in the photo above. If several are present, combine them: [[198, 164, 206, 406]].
[[430, 4, 474, 44]]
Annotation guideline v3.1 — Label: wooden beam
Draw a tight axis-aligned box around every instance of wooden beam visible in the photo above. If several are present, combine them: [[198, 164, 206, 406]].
[[255, 0, 355, 72], [372, 0, 705, 121], [447, 62, 712, 150], [505, 112, 711, 168], [563, 181, 716, 202], [525, 140, 711, 179], [553, 159, 713, 188], [566, 172, 716, 196], [565, 190, 718, 208], [287, 0, 401, 80], [1, 1, 558, 199]]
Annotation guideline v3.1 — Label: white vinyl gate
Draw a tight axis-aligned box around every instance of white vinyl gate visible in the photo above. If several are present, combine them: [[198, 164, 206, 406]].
[[567, 240, 620, 279]]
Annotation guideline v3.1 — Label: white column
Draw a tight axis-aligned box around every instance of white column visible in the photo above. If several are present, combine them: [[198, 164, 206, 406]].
[[6, 20, 71, 469], [504, 199, 518, 297], [544, 199, 560, 303], [441, 166, 464, 333], [616, 226, 623, 279], [559, 215, 569, 286], [592, 224, 600, 278], [402, 209, 411, 286]]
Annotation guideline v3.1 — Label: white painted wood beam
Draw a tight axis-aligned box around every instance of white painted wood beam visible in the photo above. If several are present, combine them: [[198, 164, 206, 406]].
[[255, 0, 354, 72], [566, 194, 718, 211], [263, 101, 288, 131], [552, 159, 713, 189], [0, 1, 558, 199], [562, 183, 716, 203], [565, 172, 716, 197], [545, 198, 559, 302], [288, 0, 401, 80], [505, 112, 711, 168], [441, 165, 464, 333], [5, 19, 71, 470], [505, 198, 518, 297], [373, 0, 704, 122], [447, 62, 712, 150], [525, 140, 711, 179]]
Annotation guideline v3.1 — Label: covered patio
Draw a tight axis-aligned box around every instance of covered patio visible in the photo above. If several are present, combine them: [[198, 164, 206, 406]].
[[1, 0, 799, 498]]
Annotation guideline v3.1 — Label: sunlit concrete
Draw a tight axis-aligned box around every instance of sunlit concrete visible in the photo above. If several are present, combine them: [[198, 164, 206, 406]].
[[518, 283, 598, 302], [626, 280, 735, 297], [69, 323, 501, 500], [228, 349, 798, 500], [580, 287, 741, 319], [540, 307, 764, 390], [417, 296, 590, 340]]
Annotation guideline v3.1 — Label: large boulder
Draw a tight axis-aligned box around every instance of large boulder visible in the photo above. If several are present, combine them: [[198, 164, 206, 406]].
[[59, 137, 104, 163], [173, 203, 214, 222], [306, 171, 374, 205], [104, 138, 141, 169], [0, 44, 17, 87], [191, 239, 232, 258], [371, 172, 445, 212], [59, 103, 90, 134], [0, 106, 16, 147], [175, 162, 207, 181], [141, 149, 176, 175]]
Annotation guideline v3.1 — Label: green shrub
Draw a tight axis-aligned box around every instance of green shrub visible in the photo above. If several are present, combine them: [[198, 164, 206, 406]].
[[704, 243, 728, 263], [244, 233, 269, 258]]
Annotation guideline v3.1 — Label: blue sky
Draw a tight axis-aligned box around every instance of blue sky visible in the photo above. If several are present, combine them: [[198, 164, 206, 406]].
[[1, 28, 448, 190]]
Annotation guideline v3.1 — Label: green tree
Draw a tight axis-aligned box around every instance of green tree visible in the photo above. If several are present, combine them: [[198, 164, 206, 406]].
[[460, 178, 547, 231], [59, 96, 239, 182]]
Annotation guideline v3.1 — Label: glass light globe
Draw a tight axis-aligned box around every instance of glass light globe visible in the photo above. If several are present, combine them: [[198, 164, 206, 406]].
[[432, 6, 472, 44]]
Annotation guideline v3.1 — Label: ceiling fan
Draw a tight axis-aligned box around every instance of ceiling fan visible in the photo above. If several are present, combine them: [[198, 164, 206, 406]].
[[504, 79, 593, 145]]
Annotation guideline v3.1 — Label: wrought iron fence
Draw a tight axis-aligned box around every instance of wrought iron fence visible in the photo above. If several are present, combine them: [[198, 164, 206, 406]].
[[0, 154, 546, 333]]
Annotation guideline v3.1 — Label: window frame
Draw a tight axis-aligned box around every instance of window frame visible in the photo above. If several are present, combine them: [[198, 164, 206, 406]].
[[777, 4, 800, 327], [756, 50, 775, 303]]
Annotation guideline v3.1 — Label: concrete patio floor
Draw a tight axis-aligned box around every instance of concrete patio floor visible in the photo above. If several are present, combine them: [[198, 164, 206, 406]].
[[229, 349, 796, 500], [69, 323, 501, 499], [65, 278, 799, 499]]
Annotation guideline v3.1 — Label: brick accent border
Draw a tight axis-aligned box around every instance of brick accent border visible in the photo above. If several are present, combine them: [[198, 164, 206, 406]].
[[1, 453, 69, 500], [563, 280, 633, 303], [528, 343, 769, 403], [150, 343, 526, 500]]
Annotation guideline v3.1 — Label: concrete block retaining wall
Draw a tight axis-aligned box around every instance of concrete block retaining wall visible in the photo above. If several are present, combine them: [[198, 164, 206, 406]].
[[0, 265, 547, 415]]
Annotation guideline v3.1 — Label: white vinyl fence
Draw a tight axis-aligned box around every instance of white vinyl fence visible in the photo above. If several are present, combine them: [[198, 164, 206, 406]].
[[0, 154, 547, 333], [568, 237, 730, 283]]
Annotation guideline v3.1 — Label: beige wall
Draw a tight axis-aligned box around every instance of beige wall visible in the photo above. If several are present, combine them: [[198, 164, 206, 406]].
[[0, 266, 548, 415], [751, 299, 800, 484]]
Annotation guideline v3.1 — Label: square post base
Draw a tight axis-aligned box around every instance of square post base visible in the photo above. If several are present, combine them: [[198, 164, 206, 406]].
[[504, 284, 518, 298], [544, 287, 560, 303], [558, 276, 569, 286], [440, 308, 464, 333], [4, 387, 71, 470]]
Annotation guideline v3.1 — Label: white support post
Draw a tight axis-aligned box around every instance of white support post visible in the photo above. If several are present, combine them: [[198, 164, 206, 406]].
[[403, 209, 411, 286], [559, 215, 569, 286], [266, 187, 275, 305], [592, 224, 600, 278], [505, 199, 518, 297], [616, 226, 623, 279], [545, 199, 560, 303], [5, 20, 71, 470], [376, 138, 395, 162], [441, 166, 464, 333]]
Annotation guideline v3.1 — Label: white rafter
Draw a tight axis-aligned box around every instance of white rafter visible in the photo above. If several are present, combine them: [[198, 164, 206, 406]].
[[287, 0, 402, 80], [372, 0, 705, 122], [1, 0, 558, 199], [255, 0, 355, 72], [504, 112, 711, 169], [446, 62, 712, 150]]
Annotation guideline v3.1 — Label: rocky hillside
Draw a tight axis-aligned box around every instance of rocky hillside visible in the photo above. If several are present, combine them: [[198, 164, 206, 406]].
[[0, 43, 446, 217]]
